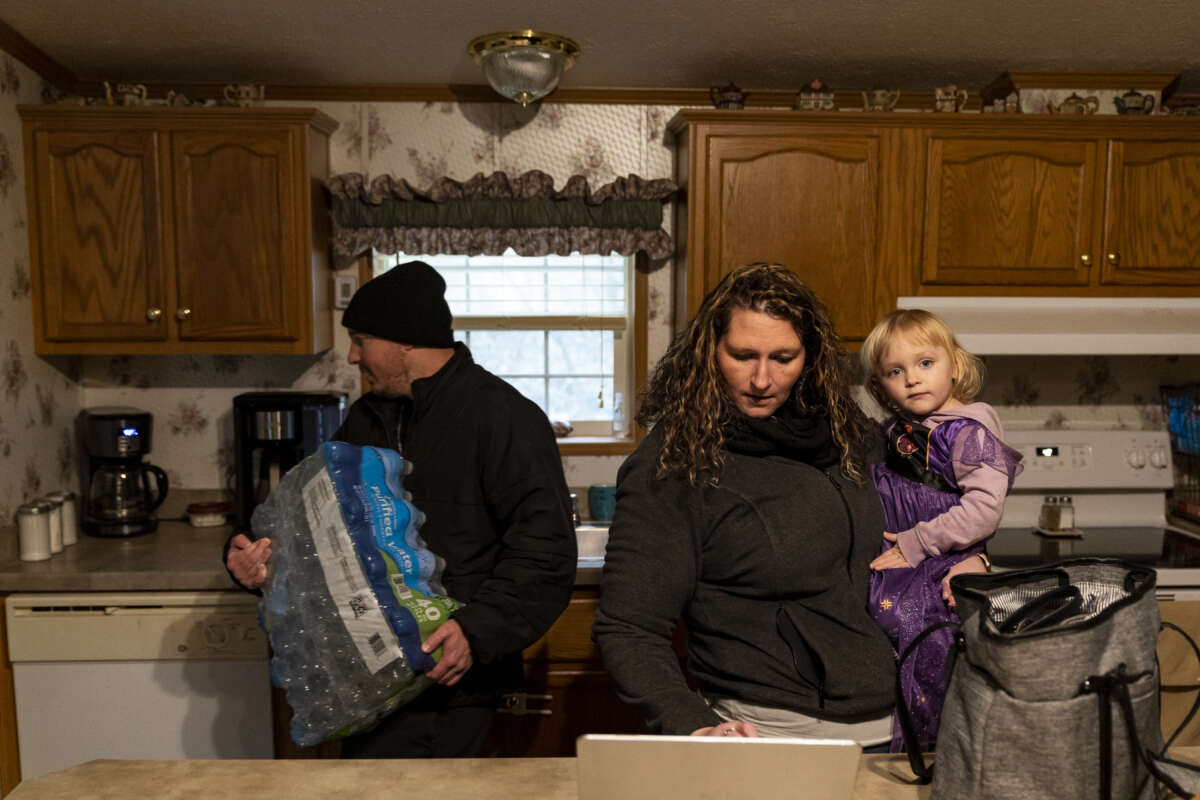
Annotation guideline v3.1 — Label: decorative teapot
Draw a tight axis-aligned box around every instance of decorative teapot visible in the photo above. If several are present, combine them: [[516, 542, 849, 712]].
[[862, 88, 901, 112], [1050, 92, 1099, 115], [1113, 89, 1155, 115], [934, 84, 968, 112], [710, 83, 748, 110]]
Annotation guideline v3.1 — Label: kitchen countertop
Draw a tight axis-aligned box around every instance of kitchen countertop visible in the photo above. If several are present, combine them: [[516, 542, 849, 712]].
[[3, 753, 945, 800], [0, 520, 604, 593], [0, 521, 237, 592]]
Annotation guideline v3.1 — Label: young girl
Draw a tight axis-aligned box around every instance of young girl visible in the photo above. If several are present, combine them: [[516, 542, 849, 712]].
[[861, 309, 1023, 752]]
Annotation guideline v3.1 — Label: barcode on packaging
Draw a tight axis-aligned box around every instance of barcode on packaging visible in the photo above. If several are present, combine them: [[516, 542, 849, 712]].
[[303, 470, 401, 674]]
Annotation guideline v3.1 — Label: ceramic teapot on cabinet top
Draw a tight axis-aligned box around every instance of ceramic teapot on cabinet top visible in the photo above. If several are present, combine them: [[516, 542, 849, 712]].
[[1114, 89, 1156, 115], [1050, 92, 1100, 115], [710, 83, 749, 109]]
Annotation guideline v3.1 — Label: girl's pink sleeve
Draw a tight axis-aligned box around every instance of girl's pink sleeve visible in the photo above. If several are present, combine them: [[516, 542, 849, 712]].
[[894, 427, 1012, 566]]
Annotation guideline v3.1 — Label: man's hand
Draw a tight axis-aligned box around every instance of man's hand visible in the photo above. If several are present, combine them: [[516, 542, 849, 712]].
[[869, 532, 913, 571], [423, 619, 473, 686], [227, 534, 272, 590]]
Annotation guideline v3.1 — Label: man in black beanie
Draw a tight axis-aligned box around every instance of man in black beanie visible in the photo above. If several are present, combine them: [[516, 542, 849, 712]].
[[226, 260, 576, 757]]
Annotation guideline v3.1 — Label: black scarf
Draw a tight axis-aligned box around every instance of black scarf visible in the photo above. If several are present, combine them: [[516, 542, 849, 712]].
[[723, 404, 841, 468]]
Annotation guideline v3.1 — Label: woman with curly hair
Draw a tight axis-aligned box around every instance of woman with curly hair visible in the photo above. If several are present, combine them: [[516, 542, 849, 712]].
[[593, 262, 897, 747]]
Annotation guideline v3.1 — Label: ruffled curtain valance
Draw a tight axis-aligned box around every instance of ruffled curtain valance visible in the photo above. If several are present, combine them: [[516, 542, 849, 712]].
[[325, 170, 677, 263]]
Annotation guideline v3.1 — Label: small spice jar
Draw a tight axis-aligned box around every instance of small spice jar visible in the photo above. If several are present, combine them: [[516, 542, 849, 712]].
[[17, 501, 53, 562], [39, 494, 64, 554]]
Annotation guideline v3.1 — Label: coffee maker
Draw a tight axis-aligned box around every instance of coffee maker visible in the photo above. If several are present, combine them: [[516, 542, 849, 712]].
[[233, 392, 346, 529], [79, 407, 169, 537]]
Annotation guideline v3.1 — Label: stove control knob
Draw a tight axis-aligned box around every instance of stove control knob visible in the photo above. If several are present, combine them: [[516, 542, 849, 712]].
[[1126, 449, 1147, 470], [1150, 448, 1169, 469]]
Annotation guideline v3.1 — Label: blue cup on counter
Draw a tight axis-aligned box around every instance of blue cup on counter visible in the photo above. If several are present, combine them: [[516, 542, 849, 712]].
[[588, 485, 617, 522]]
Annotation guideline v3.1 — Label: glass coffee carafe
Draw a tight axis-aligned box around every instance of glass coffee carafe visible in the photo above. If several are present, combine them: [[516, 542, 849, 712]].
[[79, 407, 169, 537], [87, 462, 168, 531]]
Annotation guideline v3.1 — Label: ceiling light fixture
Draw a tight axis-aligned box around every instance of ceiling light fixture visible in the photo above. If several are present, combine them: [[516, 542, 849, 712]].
[[468, 30, 580, 106]]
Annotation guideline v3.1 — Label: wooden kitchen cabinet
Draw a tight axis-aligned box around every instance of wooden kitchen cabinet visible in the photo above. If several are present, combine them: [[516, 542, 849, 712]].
[[19, 106, 337, 355], [670, 112, 1200, 339], [0, 596, 19, 797], [1101, 138, 1200, 286], [920, 136, 1101, 287], [1159, 599, 1200, 747], [483, 586, 672, 757], [918, 119, 1200, 295], [670, 112, 918, 344]]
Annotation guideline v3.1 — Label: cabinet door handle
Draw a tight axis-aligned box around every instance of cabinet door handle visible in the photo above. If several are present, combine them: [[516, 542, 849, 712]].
[[1080, 254, 1091, 266], [176, 307, 192, 321], [146, 307, 162, 321], [1107, 252, 1121, 266]]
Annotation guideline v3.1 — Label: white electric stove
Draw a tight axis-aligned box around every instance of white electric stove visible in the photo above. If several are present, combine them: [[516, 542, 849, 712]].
[[988, 429, 1200, 593]]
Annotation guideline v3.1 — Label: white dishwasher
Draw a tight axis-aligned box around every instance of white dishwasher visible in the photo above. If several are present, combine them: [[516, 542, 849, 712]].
[[6, 591, 273, 780]]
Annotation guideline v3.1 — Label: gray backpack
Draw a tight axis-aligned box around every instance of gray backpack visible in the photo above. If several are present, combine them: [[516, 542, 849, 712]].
[[897, 558, 1200, 800]]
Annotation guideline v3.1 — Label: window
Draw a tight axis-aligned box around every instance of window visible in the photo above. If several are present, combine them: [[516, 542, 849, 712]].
[[371, 249, 634, 437]]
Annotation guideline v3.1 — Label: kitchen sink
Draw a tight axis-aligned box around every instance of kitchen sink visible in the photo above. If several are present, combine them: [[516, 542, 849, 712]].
[[576, 523, 610, 559]]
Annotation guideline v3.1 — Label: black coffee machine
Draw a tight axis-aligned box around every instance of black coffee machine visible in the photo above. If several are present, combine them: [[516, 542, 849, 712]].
[[233, 392, 346, 529], [79, 407, 169, 537]]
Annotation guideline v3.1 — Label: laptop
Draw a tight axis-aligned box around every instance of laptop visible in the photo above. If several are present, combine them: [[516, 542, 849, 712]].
[[576, 733, 862, 800]]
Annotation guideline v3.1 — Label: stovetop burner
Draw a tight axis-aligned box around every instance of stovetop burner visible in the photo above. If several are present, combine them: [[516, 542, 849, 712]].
[[989, 527, 1200, 571]]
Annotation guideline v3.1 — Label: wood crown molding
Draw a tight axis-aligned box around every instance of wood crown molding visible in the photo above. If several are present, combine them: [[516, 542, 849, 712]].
[[0, 17, 78, 91]]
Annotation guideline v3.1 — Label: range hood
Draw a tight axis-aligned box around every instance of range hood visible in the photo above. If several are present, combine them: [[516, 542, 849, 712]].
[[897, 296, 1200, 355]]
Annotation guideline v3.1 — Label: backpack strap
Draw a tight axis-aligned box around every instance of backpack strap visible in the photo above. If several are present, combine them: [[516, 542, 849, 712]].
[[1105, 665, 1200, 799], [996, 585, 1083, 634], [1160, 620, 1200, 751], [894, 620, 960, 783]]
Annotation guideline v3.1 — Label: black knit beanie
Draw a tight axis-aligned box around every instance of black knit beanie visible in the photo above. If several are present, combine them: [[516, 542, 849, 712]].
[[341, 260, 454, 347]]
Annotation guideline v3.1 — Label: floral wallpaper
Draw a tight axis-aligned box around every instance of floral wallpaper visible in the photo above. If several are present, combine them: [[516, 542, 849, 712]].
[[0, 53, 82, 525], [1, 43, 1199, 514]]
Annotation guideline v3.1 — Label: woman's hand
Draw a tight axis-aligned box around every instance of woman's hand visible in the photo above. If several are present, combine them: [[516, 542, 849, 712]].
[[691, 720, 759, 738], [869, 532, 913, 571], [940, 554, 988, 611]]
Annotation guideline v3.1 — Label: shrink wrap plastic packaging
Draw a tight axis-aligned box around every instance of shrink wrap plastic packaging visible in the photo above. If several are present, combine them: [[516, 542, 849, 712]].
[[253, 441, 460, 746]]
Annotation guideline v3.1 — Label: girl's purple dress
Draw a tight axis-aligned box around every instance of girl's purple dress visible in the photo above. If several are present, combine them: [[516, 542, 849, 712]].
[[869, 416, 1022, 752]]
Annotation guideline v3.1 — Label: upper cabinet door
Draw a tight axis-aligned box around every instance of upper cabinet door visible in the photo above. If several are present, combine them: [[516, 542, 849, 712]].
[[169, 128, 299, 341], [33, 129, 166, 342], [705, 134, 890, 342], [1102, 139, 1200, 285], [921, 137, 1099, 287]]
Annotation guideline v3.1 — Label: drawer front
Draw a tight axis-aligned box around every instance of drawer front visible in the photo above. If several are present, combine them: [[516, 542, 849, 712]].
[[524, 590, 602, 664]]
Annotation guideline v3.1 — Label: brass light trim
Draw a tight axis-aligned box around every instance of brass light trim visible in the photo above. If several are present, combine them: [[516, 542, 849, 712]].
[[468, 30, 580, 67]]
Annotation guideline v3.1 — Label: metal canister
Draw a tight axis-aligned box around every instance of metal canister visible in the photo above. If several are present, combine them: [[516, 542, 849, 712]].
[[17, 501, 53, 562], [45, 491, 78, 546], [39, 495, 64, 553], [61, 491, 78, 546]]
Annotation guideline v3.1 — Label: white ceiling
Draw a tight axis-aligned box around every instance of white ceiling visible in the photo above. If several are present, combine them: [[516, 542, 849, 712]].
[[4, 0, 1198, 93]]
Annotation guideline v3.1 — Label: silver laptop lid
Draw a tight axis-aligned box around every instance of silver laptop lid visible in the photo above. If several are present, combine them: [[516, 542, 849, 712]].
[[576, 734, 862, 800]]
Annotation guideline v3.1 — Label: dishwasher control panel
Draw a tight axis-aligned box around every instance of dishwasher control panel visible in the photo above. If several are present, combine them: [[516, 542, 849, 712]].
[[6, 591, 268, 662]]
